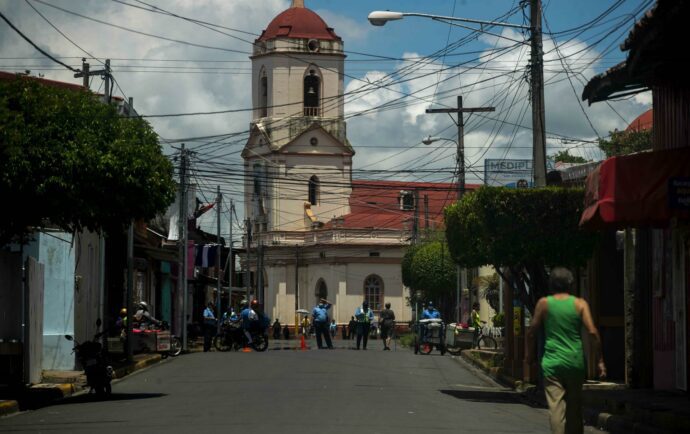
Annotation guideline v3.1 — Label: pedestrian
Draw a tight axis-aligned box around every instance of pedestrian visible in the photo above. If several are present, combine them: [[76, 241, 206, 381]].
[[379, 302, 395, 350], [347, 316, 356, 340], [312, 298, 334, 349], [202, 302, 217, 352], [354, 301, 374, 350], [329, 320, 337, 338], [301, 316, 310, 336], [282, 324, 290, 340], [526, 267, 606, 434], [471, 302, 481, 348], [272, 318, 282, 340]]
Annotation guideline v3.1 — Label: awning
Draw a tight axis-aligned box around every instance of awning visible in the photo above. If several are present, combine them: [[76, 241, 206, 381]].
[[580, 148, 690, 229]]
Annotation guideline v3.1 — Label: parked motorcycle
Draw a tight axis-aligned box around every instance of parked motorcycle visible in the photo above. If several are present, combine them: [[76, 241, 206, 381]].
[[65, 319, 113, 397], [214, 319, 268, 352]]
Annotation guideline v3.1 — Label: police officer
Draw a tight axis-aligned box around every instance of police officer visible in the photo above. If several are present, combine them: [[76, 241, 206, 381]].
[[202, 302, 217, 352], [312, 298, 333, 349], [422, 301, 441, 319], [354, 301, 374, 350]]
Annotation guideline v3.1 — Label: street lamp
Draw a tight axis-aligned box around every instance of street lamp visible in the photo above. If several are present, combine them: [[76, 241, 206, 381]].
[[368, 2, 548, 187], [421, 136, 464, 325]]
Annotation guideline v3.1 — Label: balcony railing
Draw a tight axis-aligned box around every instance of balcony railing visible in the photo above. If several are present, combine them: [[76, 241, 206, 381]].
[[303, 106, 320, 117]]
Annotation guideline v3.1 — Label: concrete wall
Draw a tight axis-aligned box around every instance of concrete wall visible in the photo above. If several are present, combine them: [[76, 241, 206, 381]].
[[74, 231, 102, 348], [25, 231, 76, 371]]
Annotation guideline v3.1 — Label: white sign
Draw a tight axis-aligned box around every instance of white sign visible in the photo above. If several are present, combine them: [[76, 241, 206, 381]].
[[483, 159, 555, 187]]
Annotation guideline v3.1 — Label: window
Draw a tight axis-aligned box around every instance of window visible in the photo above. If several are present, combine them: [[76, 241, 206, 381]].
[[259, 74, 268, 118], [303, 69, 320, 116], [308, 175, 319, 205], [364, 275, 383, 311], [315, 279, 327, 302], [400, 190, 415, 210]]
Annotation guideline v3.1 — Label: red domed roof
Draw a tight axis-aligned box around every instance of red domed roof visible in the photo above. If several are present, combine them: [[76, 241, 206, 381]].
[[257, 7, 340, 42], [626, 109, 653, 132]]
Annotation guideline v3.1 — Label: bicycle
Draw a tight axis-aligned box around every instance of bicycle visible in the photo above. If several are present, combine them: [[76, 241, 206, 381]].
[[474, 321, 498, 350]]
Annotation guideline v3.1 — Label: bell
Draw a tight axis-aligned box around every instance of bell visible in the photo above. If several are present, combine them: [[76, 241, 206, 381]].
[[307, 86, 315, 95]]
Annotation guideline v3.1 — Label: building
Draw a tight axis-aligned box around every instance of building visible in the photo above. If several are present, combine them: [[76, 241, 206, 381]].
[[581, 0, 689, 391], [241, 1, 477, 328]]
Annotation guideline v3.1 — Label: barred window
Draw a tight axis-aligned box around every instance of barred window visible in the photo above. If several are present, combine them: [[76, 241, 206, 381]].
[[364, 275, 383, 311]]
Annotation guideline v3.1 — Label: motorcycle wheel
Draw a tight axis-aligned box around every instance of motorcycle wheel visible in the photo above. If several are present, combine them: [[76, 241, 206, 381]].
[[251, 334, 269, 352], [421, 343, 433, 355], [214, 335, 231, 352], [169, 336, 182, 357]]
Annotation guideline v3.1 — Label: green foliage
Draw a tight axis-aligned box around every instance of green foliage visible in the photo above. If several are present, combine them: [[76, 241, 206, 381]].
[[444, 187, 598, 312], [492, 311, 504, 327], [0, 76, 176, 243], [474, 273, 500, 312], [444, 187, 597, 269], [598, 129, 652, 158], [401, 243, 420, 289], [398, 332, 414, 348], [552, 150, 588, 164], [407, 240, 457, 301]]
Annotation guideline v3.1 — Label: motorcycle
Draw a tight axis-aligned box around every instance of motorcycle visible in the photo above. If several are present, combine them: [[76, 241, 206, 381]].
[[214, 319, 268, 352], [65, 319, 113, 397]]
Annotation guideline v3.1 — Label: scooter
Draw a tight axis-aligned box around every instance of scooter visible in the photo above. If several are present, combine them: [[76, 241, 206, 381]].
[[65, 319, 113, 397]]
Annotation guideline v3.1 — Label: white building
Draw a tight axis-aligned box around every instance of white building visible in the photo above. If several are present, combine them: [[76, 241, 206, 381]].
[[242, 1, 471, 327]]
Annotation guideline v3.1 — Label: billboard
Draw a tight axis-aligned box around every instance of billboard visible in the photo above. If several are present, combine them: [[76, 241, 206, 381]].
[[483, 159, 555, 187]]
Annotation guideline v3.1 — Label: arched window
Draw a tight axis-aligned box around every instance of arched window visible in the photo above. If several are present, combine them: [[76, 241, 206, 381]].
[[259, 74, 268, 118], [315, 278, 328, 303], [364, 275, 383, 311], [303, 69, 320, 116], [308, 175, 319, 205]]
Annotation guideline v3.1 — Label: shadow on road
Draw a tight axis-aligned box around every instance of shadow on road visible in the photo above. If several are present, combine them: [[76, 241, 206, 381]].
[[440, 389, 524, 405], [23, 392, 167, 409]]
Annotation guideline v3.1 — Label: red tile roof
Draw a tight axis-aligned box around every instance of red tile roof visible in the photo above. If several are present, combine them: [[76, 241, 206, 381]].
[[0, 71, 123, 101], [324, 180, 480, 230], [257, 7, 340, 42]]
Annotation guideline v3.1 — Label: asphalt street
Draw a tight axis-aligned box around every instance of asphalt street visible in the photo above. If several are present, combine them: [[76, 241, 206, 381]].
[[0, 339, 603, 434]]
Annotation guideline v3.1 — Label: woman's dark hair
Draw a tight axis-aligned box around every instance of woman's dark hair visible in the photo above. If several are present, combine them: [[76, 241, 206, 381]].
[[548, 267, 575, 294], [385, 302, 391, 309]]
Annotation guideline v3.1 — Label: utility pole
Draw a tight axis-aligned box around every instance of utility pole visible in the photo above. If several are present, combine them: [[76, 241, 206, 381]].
[[426, 95, 494, 324], [228, 199, 233, 289], [294, 246, 299, 336], [412, 189, 419, 244], [177, 144, 189, 351], [215, 185, 222, 335], [530, 0, 547, 187], [424, 194, 430, 238], [245, 218, 252, 303]]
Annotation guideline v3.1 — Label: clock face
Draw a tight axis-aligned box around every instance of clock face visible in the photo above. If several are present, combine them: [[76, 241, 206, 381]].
[[310, 137, 318, 146]]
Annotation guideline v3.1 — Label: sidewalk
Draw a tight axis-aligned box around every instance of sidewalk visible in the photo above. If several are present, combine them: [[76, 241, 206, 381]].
[[0, 353, 163, 418], [460, 349, 690, 434]]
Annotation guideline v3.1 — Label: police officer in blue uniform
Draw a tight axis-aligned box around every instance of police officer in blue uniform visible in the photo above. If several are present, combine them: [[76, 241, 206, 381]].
[[312, 298, 334, 349]]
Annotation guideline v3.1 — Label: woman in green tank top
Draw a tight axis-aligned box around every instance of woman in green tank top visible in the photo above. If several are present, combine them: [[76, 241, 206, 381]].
[[527, 267, 606, 434]]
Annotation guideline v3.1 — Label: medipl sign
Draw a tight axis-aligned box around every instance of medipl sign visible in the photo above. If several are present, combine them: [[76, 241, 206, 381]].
[[483, 159, 555, 187]]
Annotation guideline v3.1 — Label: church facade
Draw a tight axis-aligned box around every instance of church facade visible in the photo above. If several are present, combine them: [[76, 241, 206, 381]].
[[241, 1, 461, 327]]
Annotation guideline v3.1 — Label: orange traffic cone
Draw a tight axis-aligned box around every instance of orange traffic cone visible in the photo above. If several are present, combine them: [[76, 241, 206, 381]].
[[242, 344, 252, 353], [300, 334, 307, 351]]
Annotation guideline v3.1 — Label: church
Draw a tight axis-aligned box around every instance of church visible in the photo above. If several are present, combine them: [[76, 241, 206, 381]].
[[241, 1, 464, 328]]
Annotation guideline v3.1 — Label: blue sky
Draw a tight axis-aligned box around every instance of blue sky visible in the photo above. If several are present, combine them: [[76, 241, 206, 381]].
[[0, 0, 654, 238]]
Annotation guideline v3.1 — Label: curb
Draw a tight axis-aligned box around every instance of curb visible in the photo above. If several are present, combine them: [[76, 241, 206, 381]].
[[1, 353, 164, 418], [0, 400, 19, 417], [460, 350, 683, 434]]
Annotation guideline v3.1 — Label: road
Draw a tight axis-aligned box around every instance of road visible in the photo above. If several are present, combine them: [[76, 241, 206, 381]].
[[0, 339, 602, 434]]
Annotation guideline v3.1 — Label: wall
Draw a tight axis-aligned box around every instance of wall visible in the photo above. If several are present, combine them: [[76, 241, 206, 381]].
[[25, 231, 76, 371], [73, 231, 102, 348]]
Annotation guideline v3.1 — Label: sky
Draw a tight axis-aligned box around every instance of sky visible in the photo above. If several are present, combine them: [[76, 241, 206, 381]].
[[0, 0, 655, 240]]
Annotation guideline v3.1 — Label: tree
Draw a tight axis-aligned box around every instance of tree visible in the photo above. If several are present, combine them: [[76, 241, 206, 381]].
[[598, 129, 652, 157], [444, 187, 598, 314], [473, 273, 500, 312], [0, 76, 176, 244], [552, 150, 588, 164], [401, 238, 457, 319]]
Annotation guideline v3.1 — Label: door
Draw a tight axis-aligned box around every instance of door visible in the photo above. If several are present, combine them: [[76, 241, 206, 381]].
[[673, 230, 687, 391]]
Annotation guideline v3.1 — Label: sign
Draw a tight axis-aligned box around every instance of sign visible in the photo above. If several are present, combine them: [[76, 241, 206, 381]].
[[669, 177, 690, 210], [484, 158, 555, 187]]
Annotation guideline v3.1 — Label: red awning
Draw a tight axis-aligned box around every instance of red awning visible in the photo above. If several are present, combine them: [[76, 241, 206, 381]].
[[580, 148, 690, 229]]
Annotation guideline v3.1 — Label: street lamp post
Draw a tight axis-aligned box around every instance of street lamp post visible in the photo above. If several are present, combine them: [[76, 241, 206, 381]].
[[369, 1, 547, 186]]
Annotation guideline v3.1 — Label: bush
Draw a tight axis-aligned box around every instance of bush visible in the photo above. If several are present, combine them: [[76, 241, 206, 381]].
[[398, 333, 415, 348]]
